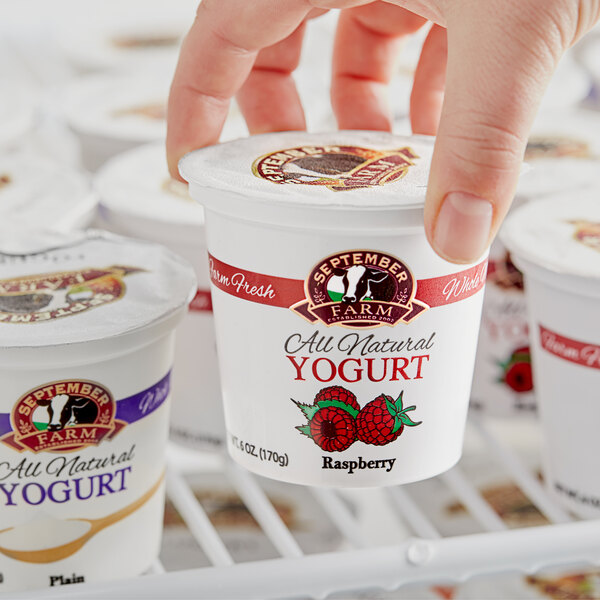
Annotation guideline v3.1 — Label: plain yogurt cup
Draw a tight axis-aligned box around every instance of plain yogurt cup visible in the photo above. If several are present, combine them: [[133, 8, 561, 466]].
[[63, 74, 169, 171], [95, 143, 225, 451], [181, 131, 488, 487], [0, 229, 195, 592], [502, 190, 600, 518], [0, 153, 97, 230]]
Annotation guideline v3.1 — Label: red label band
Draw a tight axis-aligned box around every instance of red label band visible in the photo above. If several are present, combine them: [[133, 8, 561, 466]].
[[539, 325, 600, 370], [189, 289, 213, 312], [208, 254, 487, 312]]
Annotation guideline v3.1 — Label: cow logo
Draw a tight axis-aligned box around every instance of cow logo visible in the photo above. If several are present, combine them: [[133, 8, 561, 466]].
[[524, 136, 591, 161], [1, 380, 126, 453], [252, 145, 418, 191], [570, 219, 600, 253], [112, 102, 166, 121], [0, 265, 144, 324], [291, 250, 429, 328]]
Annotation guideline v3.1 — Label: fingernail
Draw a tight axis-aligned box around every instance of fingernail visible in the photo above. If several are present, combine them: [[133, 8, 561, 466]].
[[432, 192, 493, 263]]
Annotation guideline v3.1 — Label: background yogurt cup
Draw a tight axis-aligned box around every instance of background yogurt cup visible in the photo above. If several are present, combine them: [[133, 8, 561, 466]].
[[0, 152, 97, 231], [181, 131, 488, 488], [502, 190, 600, 519], [0, 229, 195, 592], [55, 0, 197, 74], [516, 109, 600, 200], [95, 143, 225, 452], [470, 199, 534, 418], [62, 74, 169, 171], [0, 80, 36, 149], [472, 109, 600, 418]]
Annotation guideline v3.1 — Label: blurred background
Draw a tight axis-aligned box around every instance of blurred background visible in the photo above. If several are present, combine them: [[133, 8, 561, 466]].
[[1, 2, 600, 598]]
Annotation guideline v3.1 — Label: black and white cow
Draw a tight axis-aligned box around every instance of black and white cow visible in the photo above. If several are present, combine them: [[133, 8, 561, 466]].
[[36, 394, 99, 431], [332, 266, 395, 304]]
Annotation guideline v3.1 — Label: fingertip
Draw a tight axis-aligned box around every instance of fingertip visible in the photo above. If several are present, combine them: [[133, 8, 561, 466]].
[[427, 192, 494, 264], [166, 141, 189, 183]]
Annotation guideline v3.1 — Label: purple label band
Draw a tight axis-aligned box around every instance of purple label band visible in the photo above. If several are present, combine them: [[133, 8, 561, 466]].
[[0, 371, 171, 438]]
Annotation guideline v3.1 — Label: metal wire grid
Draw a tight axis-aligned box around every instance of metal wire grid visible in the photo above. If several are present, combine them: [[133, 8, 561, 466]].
[[10, 415, 600, 600]]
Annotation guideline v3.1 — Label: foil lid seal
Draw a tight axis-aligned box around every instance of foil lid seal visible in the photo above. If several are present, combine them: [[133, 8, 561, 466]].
[[517, 109, 600, 198], [0, 229, 196, 348], [180, 131, 434, 210], [95, 143, 204, 227], [0, 154, 96, 231], [502, 190, 600, 280], [63, 74, 169, 142]]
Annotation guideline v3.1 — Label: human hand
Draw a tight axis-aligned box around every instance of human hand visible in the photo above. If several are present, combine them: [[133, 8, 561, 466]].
[[167, 0, 599, 263]]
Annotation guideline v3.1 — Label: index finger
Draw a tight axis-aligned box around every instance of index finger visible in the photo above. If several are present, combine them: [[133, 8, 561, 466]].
[[166, 0, 312, 178]]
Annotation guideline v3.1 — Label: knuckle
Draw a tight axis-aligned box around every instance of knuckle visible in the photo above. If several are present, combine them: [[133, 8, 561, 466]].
[[442, 116, 526, 173]]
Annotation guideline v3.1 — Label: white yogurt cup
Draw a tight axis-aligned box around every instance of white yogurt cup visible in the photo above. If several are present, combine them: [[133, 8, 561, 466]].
[[470, 197, 534, 417], [95, 143, 225, 451], [0, 230, 195, 592], [517, 109, 600, 200], [55, 0, 196, 74], [474, 108, 600, 417], [502, 190, 600, 518], [181, 131, 488, 487], [0, 81, 36, 149], [0, 153, 97, 231], [63, 74, 169, 172]]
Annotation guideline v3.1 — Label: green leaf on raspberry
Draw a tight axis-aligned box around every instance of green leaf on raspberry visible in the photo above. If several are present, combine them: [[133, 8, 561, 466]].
[[386, 396, 398, 416], [292, 399, 319, 421], [316, 398, 358, 419], [296, 424, 312, 438], [398, 409, 422, 427], [392, 418, 403, 434]]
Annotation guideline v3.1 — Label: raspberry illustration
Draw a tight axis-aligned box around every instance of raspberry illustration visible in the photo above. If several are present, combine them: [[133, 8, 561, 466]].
[[504, 361, 533, 393], [356, 391, 421, 446], [314, 386, 360, 412], [293, 388, 359, 452], [299, 406, 357, 452], [512, 346, 530, 357], [498, 346, 533, 393]]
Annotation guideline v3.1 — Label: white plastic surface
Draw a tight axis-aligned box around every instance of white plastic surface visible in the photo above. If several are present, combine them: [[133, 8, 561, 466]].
[[8, 415, 600, 600]]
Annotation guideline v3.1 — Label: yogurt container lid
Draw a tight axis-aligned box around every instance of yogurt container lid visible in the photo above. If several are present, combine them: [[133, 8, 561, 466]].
[[95, 143, 204, 227], [517, 109, 600, 198], [0, 229, 196, 349], [0, 153, 97, 231], [55, 0, 196, 73], [501, 190, 600, 280], [180, 131, 434, 210], [63, 74, 168, 142], [0, 82, 36, 148]]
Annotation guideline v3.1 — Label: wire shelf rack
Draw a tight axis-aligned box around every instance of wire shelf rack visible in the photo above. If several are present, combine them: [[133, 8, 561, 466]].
[[8, 414, 600, 600]]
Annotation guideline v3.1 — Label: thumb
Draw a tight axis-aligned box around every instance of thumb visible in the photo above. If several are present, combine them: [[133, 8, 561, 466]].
[[424, 1, 567, 264]]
